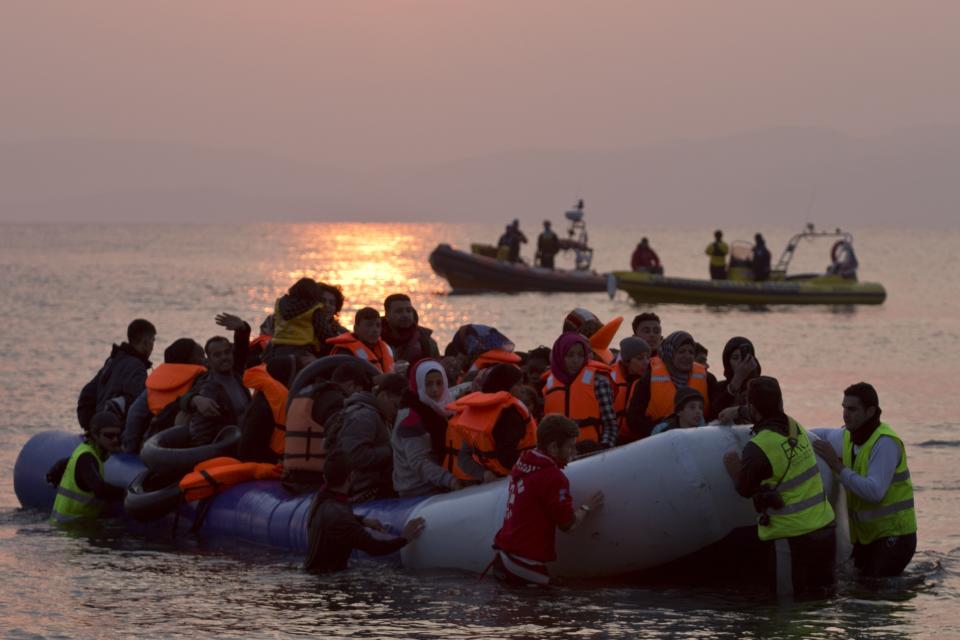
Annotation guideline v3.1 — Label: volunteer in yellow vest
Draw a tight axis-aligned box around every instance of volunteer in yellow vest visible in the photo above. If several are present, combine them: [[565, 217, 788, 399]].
[[542, 332, 619, 449], [705, 229, 729, 280], [445, 363, 537, 480], [724, 376, 836, 597], [327, 307, 395, 373], [812, 382, 917, 578], [50, 412, 125, 524], [644, 331, 714, 425]]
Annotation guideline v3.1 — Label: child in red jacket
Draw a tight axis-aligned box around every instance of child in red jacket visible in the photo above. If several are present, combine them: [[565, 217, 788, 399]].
[[492, 415, 604, 585]]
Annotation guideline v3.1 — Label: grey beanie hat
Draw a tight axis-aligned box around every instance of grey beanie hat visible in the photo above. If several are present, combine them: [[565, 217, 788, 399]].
[[619, 336, 651, 363]]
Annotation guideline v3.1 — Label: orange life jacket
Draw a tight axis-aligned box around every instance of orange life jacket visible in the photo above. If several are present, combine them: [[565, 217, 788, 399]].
[[646, 358, 710, 422], [542, 361, 612, 444], [145, 363, 207, 416], [470, 349, 522, 372], [242, 364, 288, 456], [283, 382, 341, 474], [609, 363, 632, 441], [443, 391, 537, 479], [179, 456, 283, 502], [325, 333, 395, 373]]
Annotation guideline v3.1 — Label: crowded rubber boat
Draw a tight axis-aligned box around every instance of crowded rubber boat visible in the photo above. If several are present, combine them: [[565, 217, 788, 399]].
[[19, 280, 915, 595]]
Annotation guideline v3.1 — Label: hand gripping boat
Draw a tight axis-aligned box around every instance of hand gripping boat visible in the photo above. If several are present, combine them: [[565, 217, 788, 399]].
[[14, 425, 844, 579]]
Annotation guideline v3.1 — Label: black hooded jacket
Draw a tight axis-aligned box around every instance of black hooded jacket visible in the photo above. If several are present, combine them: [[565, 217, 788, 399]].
[[77, 343, 152, 431]]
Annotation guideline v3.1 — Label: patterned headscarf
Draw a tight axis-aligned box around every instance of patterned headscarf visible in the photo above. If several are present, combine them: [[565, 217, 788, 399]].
[[659, 330, 696, 388]]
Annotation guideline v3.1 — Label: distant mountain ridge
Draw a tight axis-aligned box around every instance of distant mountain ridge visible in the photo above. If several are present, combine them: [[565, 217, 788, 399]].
[[2, 126, 958, 226]]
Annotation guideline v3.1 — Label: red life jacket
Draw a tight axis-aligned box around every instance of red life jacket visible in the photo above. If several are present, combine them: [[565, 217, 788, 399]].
[[541, 360, 612, 444], [443, 391, 537, 479], [325, 333, 395, 373], [145, 363, 207, 416], [242, 364, 288, 457]]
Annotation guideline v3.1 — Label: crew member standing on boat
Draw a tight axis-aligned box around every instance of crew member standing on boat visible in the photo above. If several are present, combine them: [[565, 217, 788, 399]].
[[498, 220, 528, 264], [705, 230, 729, 280], [490, 415, 604, 586], [537, 220, 560, 270], [812, 383, 917, 578], [723, 376, 836, 598]]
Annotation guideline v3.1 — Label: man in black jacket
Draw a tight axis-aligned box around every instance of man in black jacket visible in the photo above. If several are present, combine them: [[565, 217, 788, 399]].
[[181, 313, 251, 445], [304, 451, 425, 573], [77, 318, 156, 431]]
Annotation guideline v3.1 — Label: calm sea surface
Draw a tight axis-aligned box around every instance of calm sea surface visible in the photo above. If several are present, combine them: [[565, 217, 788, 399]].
[[1, 222, 958, 639]]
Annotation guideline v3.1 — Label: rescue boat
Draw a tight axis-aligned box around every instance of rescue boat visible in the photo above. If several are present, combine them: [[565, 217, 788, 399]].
[[429, 244, 608, 294], [612, 226, 886, 306], [14, 425, 842, 579], [429, 199, 610, 294]]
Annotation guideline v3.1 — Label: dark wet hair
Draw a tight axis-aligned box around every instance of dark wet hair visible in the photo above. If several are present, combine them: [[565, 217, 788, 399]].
[[331, 362, 373, 391], [288, 277, 323, 302], [354, 307, 380, 325], [383, 293, 412, 313], [631, 312, 661, 334], [319, 282, 345, 313], [265, 355, 298, 387], [324, 450, 351, 486], [844, 382, 881, 413], [204, 335, 231, 355], [747, 376, 784, 420], [537, 414, 580, 450], [164, 338, 203, 364], [127, 319, 156, 344]]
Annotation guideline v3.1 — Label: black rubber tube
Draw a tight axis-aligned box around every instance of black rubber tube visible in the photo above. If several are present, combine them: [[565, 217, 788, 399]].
[[285, 354, 380, 410], [123, 469, 182, 522], [140, 424, 242, 476]]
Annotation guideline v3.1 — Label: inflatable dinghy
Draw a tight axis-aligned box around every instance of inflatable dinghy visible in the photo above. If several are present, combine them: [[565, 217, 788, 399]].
[[15, 425, 841, 578]]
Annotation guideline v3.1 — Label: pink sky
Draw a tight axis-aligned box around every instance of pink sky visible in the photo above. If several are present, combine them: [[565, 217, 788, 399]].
[[2, 1, 957, 169]]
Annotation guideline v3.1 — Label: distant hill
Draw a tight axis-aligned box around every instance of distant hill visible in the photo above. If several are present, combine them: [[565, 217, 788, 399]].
[[2, 127, 958, 226]]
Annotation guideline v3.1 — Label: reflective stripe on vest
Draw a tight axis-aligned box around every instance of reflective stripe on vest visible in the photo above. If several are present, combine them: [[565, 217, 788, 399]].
[[842, 423, 917, 544], [646, 359, 710, 422], [51, 442, 105, 524], [752, 418, 835, 541], [542, 361, 611, 444]]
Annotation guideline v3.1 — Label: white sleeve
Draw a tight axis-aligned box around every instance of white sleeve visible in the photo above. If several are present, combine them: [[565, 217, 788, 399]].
[[839, 436, 901, 504], [810, 427, 844, 457]]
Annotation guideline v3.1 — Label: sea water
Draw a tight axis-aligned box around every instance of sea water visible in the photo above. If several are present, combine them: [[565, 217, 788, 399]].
[[1, 222, 958, 638]]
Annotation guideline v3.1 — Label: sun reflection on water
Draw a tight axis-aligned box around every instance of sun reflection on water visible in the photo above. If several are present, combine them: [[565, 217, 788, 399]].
[[249, 222, 454, 332]]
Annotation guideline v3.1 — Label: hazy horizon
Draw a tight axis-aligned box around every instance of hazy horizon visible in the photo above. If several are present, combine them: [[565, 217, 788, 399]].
[[2, 2, 959, 226]]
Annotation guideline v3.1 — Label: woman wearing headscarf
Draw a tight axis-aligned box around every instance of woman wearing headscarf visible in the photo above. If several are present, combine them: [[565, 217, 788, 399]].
[[713, 337, 762, 424], [627, 331, 717, 437], [392, 359, 464, 497], [541, 332, 619, 450]]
